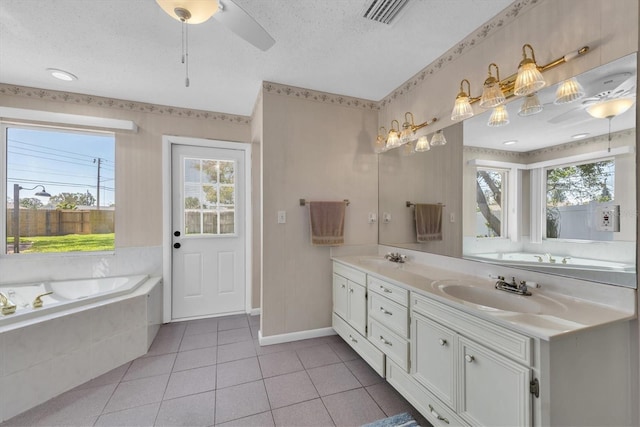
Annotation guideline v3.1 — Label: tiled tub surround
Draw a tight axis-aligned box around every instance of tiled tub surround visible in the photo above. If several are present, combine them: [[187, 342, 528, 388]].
[[0, 276, 162, 422], [332, 251, 636, 426]]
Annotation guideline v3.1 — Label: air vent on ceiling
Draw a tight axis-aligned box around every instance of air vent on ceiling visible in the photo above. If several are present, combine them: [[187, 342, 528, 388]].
[[362, 0, 410, 25]]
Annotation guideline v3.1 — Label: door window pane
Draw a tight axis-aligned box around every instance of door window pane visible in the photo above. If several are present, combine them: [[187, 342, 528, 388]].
[[183, 158, 236, 235]]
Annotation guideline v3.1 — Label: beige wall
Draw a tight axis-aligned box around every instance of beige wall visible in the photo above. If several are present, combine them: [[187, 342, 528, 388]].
[[0, 88, 251, 249], [260, 83, 379, 336], [251, 91, 263, 310]]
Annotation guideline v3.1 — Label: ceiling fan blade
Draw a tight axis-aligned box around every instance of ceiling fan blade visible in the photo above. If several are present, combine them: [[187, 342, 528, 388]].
[[548, 106, 588, 124], [214, 0, 275, 51], [608, 74, 636, 98]]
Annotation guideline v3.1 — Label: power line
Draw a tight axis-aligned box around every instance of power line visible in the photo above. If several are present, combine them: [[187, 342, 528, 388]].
[[8, 138, 115, 164], [8, 177, 114, 192], [8, 151, 115, 170]]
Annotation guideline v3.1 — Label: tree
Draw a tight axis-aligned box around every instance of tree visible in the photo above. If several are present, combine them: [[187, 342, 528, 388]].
[[184, 196, 200, 209], [20, 198, 43, 209], [476, 170, 502, 237], [547, 160, 614, 206], [50, 192, 96, 208]]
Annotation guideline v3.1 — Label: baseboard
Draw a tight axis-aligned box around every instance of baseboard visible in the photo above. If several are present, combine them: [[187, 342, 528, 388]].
[[249, 308, 261, 316], [258, 326, 336, 346]]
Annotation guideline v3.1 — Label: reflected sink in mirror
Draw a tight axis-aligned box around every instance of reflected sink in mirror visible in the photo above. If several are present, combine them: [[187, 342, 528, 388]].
[[433, 279, 567, 314]]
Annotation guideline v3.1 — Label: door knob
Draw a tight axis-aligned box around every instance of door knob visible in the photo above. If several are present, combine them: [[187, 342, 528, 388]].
[[174, 231, 181, 237], [173, 243, 181, 249]]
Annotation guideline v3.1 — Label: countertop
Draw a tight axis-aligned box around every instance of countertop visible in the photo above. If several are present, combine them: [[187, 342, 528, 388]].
[[332, 255, 636, 341]]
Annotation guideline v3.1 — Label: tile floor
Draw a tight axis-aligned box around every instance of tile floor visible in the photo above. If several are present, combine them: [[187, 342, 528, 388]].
[[2, 314, 430, 427]]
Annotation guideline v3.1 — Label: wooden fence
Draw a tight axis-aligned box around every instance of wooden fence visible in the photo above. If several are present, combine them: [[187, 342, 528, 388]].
[[6, 209, 115, 237]]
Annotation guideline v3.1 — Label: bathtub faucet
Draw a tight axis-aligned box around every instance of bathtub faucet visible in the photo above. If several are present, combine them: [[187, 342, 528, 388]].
[[495, 276, 532, 296], [384, 252, 407, 263], [33, 291, 54, 309], [0, 292, 17, 315], [546, 253, 557, 263]]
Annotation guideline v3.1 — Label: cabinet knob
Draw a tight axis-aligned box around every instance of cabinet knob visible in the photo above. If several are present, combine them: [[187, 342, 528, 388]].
[[428, 404, 450, 424], [348, 334, 358, 343], [379, 307, 393, 315], [349, 288, 354, 293], [439, 339, 447, 346], [379, 336, 393, 346], [341, 284, 346, 289], [380, 286, 392, 293], [465, 354, 475, 363]]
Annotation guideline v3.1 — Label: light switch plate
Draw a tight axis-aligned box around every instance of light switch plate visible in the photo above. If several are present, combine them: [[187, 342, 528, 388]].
[[277, 211, 286, 224]]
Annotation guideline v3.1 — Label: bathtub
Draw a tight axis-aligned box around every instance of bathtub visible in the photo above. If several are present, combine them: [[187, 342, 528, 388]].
[[0, 274, 149, 326], [466, 252, 634, 271], [0, 274, 162, 422]]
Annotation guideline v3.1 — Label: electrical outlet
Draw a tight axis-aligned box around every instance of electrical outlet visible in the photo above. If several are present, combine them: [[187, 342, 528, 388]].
[[277, 211, 286, 224], [368, 212, 377, 223], [383, 212, 392, 223]]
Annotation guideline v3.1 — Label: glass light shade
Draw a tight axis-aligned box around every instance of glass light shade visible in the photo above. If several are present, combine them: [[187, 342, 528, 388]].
[[373, 134, 387, 153], [518, 93, 543, 117], [514, 61, 545, 96], [487, 105, 510, 127], [586, 98, 636, 119], [155, 0, 219, 23], [414, 135, 431, 152], [554, 78, 585, 104], [451, 95, 474, 121], [430, 130, 447, 146], [386, 130, 401, 148], [399, 127, 416, 145], [401, 142, 416, 156], [479, 78, 505, 108]]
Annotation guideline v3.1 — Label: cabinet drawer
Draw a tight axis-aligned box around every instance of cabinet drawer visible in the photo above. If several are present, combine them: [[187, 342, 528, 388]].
[[412, 292, 532, 366], [333, 313, 385, 377], [369, 318, 409, 371], [386, 358, 468, 427], [368, 276, 408, 306], [333, 262, 366, 286], [369, 292, 409, 338]]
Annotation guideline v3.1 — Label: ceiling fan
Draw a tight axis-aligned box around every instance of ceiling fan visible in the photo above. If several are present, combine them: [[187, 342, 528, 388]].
[[156, 0, 275, 86], [548, 72, 636, 124]]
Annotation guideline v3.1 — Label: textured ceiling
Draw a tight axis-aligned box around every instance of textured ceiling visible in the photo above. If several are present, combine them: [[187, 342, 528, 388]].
[[0, 0, 513, 116]]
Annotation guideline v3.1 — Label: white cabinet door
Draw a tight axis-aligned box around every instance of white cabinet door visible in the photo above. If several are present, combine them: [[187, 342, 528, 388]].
[[348, 281, 367, 336], [333, 274, 348, 321], [412, 312, 457, 409], [458, 337, 531, 427]]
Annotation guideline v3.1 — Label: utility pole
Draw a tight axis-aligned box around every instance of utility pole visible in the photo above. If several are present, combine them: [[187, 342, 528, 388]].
[[94, 158, 101, 210]]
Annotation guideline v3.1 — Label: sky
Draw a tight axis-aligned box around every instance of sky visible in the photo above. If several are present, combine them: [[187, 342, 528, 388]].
[[6, 126, 115, 207]]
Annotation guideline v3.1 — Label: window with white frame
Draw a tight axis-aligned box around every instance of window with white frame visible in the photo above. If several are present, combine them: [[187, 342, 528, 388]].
[[475, 168, 508, 238], [3, 124, 115, 254]]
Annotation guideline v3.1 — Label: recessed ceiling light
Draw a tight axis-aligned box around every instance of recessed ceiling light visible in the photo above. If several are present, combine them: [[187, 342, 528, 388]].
[[46, 68, 78, 82], [571, 133, 589, 139], [503, 140, 517, 146]]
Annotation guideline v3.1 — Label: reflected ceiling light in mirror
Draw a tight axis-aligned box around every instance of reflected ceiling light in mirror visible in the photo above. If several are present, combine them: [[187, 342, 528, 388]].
[[488, 105, 510, 127], [586, 98, 636, 119], [451, 79, 474, 121], [400, 112, 418, 145], [414, 135, 431, 152], [554, 77, 585, 104], [430, 130, 447, 146], [386, 120, 402, 149], [514, 44, 546, 96], [46, 68, 77, 81], [479, 63, 506, 108], [518, 92, 543, 116], [503, 140, 517, 146], [374, 126, 388, 153], [571, 133, 590, 139]]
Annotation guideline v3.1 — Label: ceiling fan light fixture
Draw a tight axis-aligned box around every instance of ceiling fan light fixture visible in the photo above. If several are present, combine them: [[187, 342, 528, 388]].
[[554, 77, 585, 104], [586, 97, 636, 119], [155, 0, 219, 23]]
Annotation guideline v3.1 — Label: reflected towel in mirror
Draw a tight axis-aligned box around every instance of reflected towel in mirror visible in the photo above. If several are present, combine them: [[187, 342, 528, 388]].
[[309, 201, 346, 246], [415, 203, 443, 242]]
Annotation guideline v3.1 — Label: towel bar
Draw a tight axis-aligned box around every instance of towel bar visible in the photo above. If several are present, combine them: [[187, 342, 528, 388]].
[[300, 199, 350, 206], [406, 201, 445, 207]]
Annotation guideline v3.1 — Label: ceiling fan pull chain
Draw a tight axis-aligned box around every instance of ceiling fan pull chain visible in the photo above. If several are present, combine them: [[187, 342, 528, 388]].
[[181, 20, 185, 64], [185, 22, 190, 87]]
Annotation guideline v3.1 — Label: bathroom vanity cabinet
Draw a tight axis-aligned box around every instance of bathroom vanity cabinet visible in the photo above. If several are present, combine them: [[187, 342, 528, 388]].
[[331, 258, 635, 427]]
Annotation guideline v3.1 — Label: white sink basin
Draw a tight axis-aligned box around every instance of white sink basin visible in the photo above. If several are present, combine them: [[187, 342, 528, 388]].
[[434, 280, 566, 314]]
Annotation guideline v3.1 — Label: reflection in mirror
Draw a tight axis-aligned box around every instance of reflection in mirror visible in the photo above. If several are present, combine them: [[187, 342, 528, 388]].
[[378, 123, 463, 258], [462, 53, 636, 287]]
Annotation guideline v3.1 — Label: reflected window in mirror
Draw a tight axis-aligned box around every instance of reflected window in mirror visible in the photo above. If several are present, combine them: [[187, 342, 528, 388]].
[[476, 168, 508, 238], [545, 159, 615, 240]]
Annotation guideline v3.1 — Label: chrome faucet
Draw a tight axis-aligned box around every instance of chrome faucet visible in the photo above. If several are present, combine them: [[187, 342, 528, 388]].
[[0, 292, 17, 315], [495, 276, 532, 296], [546, 253, 556, 263], [384, 252, 407, 263], [562, 256, 571, 264], [534, 255, 543, 262]]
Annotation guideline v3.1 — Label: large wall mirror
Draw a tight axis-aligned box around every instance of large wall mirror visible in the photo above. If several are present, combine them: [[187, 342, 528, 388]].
[[379, 53, 637, 288]]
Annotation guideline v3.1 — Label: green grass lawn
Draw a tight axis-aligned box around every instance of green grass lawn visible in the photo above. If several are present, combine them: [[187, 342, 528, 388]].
[[7, 233, 115, 253]]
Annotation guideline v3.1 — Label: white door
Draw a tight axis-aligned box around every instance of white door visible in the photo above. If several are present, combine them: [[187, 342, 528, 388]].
[[171, 144, 246, 320]]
